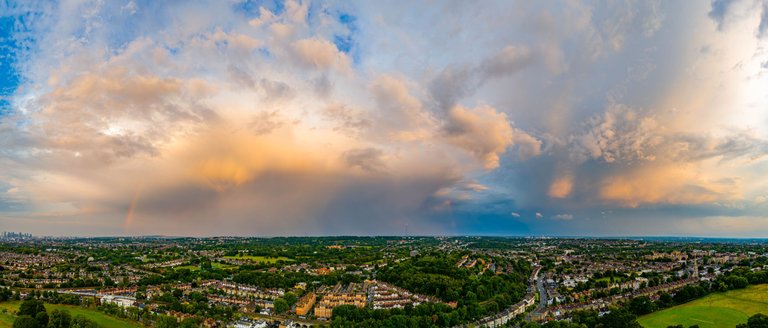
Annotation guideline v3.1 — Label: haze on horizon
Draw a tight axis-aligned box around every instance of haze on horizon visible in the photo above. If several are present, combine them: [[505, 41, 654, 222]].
[[0, 0, 767, 237]]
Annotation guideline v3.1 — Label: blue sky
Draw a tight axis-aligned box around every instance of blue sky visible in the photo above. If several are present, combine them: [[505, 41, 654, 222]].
[[0, 0, 768, 237], [0, 16, 20, 112]]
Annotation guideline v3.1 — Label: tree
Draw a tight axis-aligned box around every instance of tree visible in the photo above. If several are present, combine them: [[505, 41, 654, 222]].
[[35, 312, 49, 328], [18, 299, 46, 317], [155, 315, 178, 328], [284, 292, 298, 306], [13, 316, 39, 328], [274, 298, 289, 314], [737, 313, 768, 328], [0, 288, 12, 301], [69, 315, 97, 328], [48, 309, 72, 328], [179, 318, 201, 328], [597, 308, 641, 328], [627, 296, 656, 315]]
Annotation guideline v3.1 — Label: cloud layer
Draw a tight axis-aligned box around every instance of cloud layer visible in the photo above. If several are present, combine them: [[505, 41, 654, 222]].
[[0, 0, 767, 237]]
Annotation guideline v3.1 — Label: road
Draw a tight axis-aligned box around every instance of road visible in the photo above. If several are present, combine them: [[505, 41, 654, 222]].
[[535, 273, 548, 311], [526, 270, 548, 322]]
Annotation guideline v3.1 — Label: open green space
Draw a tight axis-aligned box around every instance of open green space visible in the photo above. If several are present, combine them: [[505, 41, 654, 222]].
[[223, 255, 294, 263], [595, 276, 628, 284], [0, 311, 14, 328], [0, 301, 143, 328], [638, 284, 768, 328]]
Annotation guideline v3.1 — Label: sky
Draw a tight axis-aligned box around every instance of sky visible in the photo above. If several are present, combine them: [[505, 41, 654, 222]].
[[0, 0, 767, 237]]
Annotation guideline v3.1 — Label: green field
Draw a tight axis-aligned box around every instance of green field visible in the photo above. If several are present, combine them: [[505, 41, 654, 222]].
[[0, 301, 143, 328], [223, 255, 294, 263], [639, 284, 768, 328]]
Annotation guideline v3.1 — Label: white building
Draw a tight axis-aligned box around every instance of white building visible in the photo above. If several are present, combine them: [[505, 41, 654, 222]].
[[100, 295, 136, 308]]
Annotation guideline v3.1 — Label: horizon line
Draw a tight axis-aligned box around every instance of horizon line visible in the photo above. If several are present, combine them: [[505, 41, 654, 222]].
[[7, 234, 768, 240]]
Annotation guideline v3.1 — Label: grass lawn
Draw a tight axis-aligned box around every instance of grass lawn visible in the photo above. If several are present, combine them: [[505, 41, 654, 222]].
[[0, 312, 14, 328], [638, 284, 768, 328], [595, 276, 628, 284], [223, 255, 294, 263], [0, 301, 143, 328]]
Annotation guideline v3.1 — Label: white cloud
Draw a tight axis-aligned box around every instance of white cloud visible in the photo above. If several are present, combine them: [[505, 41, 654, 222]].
[[445, 105, 541, 169], [3, 0, 768, 236], [291, 38, 352, 72], [569, 104, 663, 164]]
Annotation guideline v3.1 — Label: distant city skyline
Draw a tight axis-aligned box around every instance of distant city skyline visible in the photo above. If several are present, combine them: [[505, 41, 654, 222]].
[[1, 1, 767, 237]]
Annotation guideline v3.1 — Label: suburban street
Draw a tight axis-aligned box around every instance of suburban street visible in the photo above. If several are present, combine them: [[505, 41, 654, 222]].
[[525, 269, 548, 322]]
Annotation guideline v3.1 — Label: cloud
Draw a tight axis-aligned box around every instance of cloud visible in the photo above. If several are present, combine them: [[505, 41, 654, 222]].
[[291, 38, 352, 72], [669, 132, 768, 162], [370, 74, 435, 139], [2, 0, 768, 237], [464, 181, 489, 192], [429, 43, 535, 112], [479, 45, 534, 79], [709, 0, 735, 30], [548, 173, 574, 198], [643, 1, 665, 37], [570, 104, 663, 164], [445, 105, 540, 169], [249, 111, 288, 135], [758, 1, 768, 38], [570, 104, 768, 166], [322, 103, 371, 135], [429, 66, 475, 112], [708, 0, 768, 38], [0, 1, 478, 236], [121, 1, 138, 15], [598, 163, 739, 207], [342, 148, 387, 173]]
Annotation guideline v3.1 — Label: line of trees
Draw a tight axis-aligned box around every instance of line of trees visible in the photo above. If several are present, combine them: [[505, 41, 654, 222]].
[[12, 299, 99, 328]]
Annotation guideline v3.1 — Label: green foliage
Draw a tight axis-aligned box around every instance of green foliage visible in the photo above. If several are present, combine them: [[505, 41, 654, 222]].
[[155, 315, 178, 328], [13, 315, 39, 328], [542, 321, 588, 328], [595, 308, 641, 328], [232, 269, 361, 289], [273, 298, 289, 314], [377, 252, 530, 318], [48, 309, 72, 328], [627, 296, 657, 316], [737, 313, 768, 328], [179, 318, 201, 328], [283, 292, 298, 306], [0, 287, 12, 301], [35, 312, 49, 327], [331, 301, 465, 327], [70, 315, 98, 328], [18, 299, 46, 317]]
